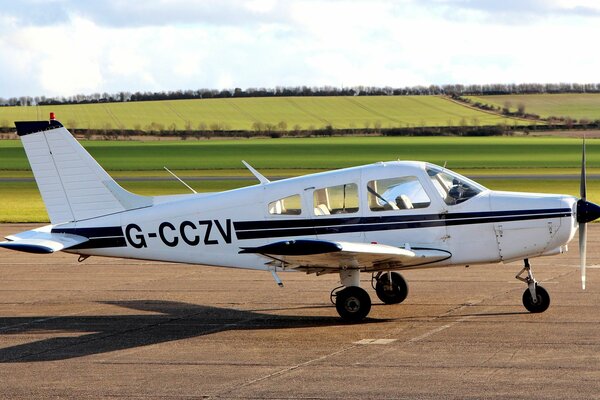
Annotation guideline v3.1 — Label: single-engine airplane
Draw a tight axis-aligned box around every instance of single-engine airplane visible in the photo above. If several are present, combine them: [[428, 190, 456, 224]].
[[2, 115, 599, 321]]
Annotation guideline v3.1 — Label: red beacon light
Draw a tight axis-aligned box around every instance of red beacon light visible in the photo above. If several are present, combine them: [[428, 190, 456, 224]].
[[49, 112, 56, 120]]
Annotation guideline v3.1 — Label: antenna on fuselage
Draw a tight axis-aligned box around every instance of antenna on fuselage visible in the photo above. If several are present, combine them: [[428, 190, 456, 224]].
[[242, 160, 270, 184], [163, 167, 197, 194]]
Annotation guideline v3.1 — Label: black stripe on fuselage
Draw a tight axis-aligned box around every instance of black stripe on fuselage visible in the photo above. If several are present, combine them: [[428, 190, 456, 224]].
[[52, 226, 124, 237], [69, 237, 127, 250], [234, 208, 572, 240], [52, 226, 126, 249], [48, 208, 573, 249]]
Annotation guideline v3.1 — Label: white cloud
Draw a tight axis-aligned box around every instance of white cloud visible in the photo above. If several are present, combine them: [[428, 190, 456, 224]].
[[0, 0, 599, 98], [245, 0, 279, 14]]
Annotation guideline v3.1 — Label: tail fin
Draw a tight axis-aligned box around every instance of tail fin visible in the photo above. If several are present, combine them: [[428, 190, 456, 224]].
[[15, 116, 151, 224]]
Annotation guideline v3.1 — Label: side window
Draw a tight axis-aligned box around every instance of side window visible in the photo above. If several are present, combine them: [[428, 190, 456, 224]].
[[367, 176, 431, 211], [268, 194, 301, 215], [313, 183, 359, 216]]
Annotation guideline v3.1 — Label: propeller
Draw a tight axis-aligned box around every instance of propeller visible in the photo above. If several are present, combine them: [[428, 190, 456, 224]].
[[580, 137, 587, 290], [576, 136, 600, 289]]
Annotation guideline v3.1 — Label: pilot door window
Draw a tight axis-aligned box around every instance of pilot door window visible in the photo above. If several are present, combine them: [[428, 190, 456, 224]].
[[313, 183, 359, 216], [367, 176, 431, 211], [268, 194, 302, 215]]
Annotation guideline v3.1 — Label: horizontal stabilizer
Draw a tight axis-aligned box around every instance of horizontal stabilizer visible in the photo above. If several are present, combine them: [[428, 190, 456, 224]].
[[0, 226, 88, 254], [240, 239, 451, 272]]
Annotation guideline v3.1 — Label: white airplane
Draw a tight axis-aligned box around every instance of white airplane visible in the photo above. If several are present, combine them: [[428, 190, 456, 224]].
[[1, 115, 599, 321]]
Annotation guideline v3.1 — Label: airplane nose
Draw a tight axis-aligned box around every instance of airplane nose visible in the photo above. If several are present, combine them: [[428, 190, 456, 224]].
[[577, 199, 600, 223]]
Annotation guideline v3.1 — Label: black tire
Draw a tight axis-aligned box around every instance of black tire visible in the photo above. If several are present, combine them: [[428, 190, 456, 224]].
[[335, 286, 371, 322], [522, 285, 550, 313], [375, 272, 408, 304]]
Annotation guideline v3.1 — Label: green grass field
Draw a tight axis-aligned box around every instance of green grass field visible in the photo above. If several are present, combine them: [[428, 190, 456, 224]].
[[1, 136, 598, 222], [466, 93, 600, 120], [1, 136, 598, 171], [0, 96, 521, 132], [1, 179, 591, 223]]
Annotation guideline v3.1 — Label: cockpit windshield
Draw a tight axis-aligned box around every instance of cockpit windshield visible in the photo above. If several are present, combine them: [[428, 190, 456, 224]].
[[426, 164, 487, 205]]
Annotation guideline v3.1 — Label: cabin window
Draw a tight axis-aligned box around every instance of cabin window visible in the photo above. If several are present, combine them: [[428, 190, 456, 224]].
[[268, 194, 302, 215], [367, 176, 431, 211], [313, 183, 359, 216], [426, 165, 486, 205]]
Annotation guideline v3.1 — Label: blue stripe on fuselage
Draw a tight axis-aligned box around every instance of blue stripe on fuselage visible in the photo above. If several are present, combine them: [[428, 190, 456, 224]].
[[233, 208, 572, 240]]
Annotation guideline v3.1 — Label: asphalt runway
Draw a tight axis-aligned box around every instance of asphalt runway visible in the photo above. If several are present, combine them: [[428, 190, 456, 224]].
[[1, 223, 599, 399]]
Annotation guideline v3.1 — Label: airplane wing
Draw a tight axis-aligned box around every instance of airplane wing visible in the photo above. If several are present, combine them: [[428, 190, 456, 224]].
[[239, 239, 451, 273], [0, 226, 88, 254]]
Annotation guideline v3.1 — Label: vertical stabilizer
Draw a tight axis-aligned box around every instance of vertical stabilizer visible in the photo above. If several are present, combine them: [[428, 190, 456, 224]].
[[15, 118, 152, 224]]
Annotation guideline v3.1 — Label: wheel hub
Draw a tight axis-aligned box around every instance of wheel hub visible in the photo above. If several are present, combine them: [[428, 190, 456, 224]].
[[345, 297, 360, 312]]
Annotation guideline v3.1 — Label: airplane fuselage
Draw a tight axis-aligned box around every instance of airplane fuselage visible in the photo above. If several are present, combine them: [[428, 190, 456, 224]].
[[53, 162, 577, 273]]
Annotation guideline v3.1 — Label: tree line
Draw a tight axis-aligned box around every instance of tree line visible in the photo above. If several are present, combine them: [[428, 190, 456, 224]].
[[3, 82, 600, 107]]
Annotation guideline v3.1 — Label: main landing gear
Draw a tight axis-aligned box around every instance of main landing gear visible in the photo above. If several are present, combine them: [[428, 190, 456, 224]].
[[332, 270, 409, 321], [516, 259, 550, 313], [373, 271, 408, 304], [333, 270, 371, 322]]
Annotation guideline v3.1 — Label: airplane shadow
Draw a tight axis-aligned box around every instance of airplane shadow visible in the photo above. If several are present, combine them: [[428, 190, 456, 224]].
[[0, 300, 385, 363]]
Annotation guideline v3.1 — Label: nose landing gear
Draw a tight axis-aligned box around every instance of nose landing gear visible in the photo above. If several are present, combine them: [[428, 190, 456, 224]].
[[516, 259, 550, 313]]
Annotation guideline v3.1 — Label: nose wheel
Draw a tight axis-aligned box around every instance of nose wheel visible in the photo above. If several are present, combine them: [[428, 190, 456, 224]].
[[522, 284, 550, 313], [517, 259, 550, 313]]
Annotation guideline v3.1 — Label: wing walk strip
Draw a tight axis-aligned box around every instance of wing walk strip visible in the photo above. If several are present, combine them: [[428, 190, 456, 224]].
[[48, 208, 571, 249], [234, 208, 572, 240]]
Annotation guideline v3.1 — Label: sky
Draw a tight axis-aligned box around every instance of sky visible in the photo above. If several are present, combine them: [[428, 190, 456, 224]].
[[1, 0, 600, 98]]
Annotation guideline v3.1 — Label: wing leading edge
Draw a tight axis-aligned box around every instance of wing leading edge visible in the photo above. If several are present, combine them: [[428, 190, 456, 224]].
[[240, 239, 451, 273]]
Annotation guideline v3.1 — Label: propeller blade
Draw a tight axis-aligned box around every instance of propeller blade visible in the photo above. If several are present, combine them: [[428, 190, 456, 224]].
[[580, 135, 587, 200], [578, 135, 588, 290], [579, 222, 587, 290]]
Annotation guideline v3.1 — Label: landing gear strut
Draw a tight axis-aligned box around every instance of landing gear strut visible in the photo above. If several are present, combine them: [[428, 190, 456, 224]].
[[516, 259, 550, 313], [333, 269, 371, 322], [373, 271, 408, 304]]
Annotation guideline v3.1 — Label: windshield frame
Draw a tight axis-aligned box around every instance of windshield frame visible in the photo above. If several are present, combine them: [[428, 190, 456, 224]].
[[425, 163, 488, 205]]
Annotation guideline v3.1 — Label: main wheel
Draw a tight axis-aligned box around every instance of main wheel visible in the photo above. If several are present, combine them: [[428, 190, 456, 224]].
[[375, 272, 408, 304], [335, 286, 371, 322], [522, 284, 550, 313]]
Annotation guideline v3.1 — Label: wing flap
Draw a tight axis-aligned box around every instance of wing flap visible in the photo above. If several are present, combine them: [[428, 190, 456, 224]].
[[240, 239, 451, 271]]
